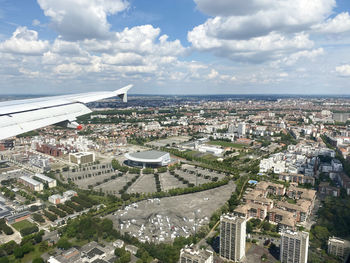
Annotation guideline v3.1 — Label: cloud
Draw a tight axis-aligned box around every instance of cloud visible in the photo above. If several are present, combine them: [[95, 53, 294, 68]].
[[188, 29, 314, 62], [312, 12, 350, 34], [32, 19, 41, 26], [208, 69, 218, 79], [193, 0, 335, 40], [0, 26, 49, 55], [336, 64, 350, 77], [189, 0, 335, 62], [37, 0, 129, 40]]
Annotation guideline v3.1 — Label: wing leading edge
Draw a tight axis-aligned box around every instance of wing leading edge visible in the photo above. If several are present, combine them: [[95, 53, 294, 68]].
[[0, 85, 132, 140]]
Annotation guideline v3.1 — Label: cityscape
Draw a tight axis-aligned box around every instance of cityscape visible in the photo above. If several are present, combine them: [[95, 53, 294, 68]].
[[1, 0, 350, 263], [1, 95, 350, 262]]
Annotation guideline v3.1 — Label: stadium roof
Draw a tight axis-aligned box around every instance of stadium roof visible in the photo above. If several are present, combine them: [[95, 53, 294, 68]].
[[125, 150, 169, 163]]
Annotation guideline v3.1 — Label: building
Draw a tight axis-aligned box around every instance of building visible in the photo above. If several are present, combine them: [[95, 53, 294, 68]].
[[49, 194, 63, 205], [0, 139, 14, 151], [328, 237, 350, 260], [220, 214, 246, 262], [36, 143, 63, 157], [18, 176, 43, 191], [280, 230, 309, 263], [125, 150, 171, 168], [180, 245, 213, 263], [33, 173, 57, 188], [69, 152, 95, 165], [238, 122, 246, 137]]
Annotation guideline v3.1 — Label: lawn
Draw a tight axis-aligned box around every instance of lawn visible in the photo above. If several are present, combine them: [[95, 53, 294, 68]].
[[208, 140, 246, 148], [12, 219, 36, 231]]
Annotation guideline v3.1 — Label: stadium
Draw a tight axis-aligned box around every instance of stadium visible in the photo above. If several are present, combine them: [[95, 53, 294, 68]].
[[124, 150, 171, 168]]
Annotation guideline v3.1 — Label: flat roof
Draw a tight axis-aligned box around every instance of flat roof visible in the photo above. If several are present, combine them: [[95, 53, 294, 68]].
[[34, 173, 55, 183], [125, 150, 169, 163], [19, 176, 42, 186]]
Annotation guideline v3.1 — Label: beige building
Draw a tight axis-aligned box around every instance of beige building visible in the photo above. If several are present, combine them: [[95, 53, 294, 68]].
[[18, 176, 43, 191], [280, 230, 309, 263], [328, 237, 350, 260], [180, 245, 213, 263], [33, 173, 57, 188], [220, 214, 246, 262], [69, 152, 95, 165]]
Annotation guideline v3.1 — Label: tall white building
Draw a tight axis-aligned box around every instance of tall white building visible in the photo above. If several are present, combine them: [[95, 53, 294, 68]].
[[220, 214, 246, 262], [238, 123, 246, 137], [280, 230, 309, 263]]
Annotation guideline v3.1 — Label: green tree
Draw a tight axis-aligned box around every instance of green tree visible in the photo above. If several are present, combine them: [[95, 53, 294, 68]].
[[57, 238, 72, 250], [32, 257, 44, 263]]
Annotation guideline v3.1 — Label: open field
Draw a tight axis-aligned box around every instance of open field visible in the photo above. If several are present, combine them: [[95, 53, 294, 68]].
[[208, 140, 246, 148], [107, 181, 236, 243], [12, 220, 36, 231]]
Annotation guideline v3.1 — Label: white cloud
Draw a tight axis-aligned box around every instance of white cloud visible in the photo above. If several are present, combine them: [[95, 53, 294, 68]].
[[336, 64, 350, 77], [277, 48, 324, 66], [193, 0, 335, 40], [188, 29, 314, 62], [32, 19, 41, 26], [208, 69, 218, 79], [189, 0, 335, 62], [0, 26, 49, 55], [312, 12, 350, 34], [37, 0, 129, 40]]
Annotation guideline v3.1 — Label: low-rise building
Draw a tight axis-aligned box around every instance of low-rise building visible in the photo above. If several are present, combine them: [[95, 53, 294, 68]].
[[33, 173, 57, 188], [18, 176, 43, 191], [69, 152, 95, 165], [180, 245, 213, 263]]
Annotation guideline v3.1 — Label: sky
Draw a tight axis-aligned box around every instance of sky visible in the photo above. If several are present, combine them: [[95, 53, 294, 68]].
[[0, 0, 350, 95]]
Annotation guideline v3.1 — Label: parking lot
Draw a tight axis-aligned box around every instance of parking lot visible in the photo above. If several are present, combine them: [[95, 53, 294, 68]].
[[107, 181, 236, 243]]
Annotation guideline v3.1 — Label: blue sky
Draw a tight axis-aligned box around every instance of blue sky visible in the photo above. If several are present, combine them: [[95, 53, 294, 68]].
[[0, 0, 350, 94]]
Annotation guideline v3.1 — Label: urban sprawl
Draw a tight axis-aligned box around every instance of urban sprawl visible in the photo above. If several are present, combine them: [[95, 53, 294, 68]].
[[0, 95, 350, 263]]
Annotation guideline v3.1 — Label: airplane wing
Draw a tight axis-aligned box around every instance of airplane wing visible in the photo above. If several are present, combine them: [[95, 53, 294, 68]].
[[0, 84, 132, 140]]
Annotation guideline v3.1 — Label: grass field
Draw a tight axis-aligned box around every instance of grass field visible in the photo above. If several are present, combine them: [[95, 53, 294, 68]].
[[208, 140, 246, 148], [12, 219, 36, 231]]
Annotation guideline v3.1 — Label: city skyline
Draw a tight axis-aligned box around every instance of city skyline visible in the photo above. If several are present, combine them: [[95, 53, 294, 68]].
[[0, 0, 350, 95]]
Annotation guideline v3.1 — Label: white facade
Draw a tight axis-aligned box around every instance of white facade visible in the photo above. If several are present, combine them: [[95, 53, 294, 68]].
[[220, 214, 246, 262], [33, 173, 57, 188], [280, 230, 309, 263]]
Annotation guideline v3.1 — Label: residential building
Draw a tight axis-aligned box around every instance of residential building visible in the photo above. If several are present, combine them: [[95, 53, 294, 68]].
[[280, 230, 309, 263], [328, 237, 350, 260], [180, 245, 213, 263], [220, 214, 246, 262]]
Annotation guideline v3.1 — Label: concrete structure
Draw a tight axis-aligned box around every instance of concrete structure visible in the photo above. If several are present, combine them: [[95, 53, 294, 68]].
[[33, 173, 57, 188], [69, 152, 95, 165], [280, 230, 309, 263], [49, 194, 63, 204], [125, 150, 171, 168], [220, 214, 246, 262], [18, 176, 43, 191], [238, 122, 246, 137], [328, 237, 350, 260], [180, 245, 213, 263]]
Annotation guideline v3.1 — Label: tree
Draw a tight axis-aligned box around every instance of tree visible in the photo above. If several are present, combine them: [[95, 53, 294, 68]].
[[57, 238, 72, 250], [32, 257, 44, 263]]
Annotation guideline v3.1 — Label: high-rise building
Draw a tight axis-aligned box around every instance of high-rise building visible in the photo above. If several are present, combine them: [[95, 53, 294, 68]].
[[328, 237, 350, 260], [280, 230, 309, 263], [238, 123, 246, 137], [179, 245, 213, 263], [220, 214, 246, 262]]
